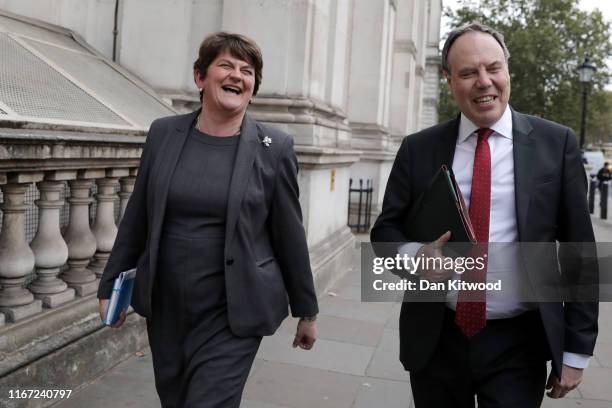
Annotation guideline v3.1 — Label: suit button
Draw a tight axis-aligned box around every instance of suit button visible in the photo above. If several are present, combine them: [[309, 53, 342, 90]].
[[226, 258, 234, 266]]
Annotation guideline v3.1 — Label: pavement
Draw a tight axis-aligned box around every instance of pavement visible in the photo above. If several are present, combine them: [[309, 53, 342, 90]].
[[52, 220, 612, 408]]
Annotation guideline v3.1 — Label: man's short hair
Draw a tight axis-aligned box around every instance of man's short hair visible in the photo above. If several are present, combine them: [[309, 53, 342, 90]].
[[441, 22, 510, 74]]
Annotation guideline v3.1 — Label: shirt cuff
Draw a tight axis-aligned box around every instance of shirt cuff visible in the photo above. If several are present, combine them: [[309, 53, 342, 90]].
[[397, 243, 423, 274], [563, 352, 591, 369], [397, 242, 422, 258]]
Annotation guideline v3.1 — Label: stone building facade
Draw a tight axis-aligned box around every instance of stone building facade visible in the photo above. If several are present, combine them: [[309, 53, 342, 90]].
[[0, 0, 441, 402], [1, 0, 441, 219]]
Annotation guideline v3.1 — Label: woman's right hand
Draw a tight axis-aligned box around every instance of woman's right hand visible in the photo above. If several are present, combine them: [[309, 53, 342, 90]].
[[99, 298, 127, 328]]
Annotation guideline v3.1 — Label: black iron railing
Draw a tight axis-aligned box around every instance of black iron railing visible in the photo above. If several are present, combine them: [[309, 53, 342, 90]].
[[348, 178, 373, 233]]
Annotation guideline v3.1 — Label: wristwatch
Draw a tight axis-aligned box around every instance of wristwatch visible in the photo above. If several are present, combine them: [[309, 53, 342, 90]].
[[299, 315, 317, 322]]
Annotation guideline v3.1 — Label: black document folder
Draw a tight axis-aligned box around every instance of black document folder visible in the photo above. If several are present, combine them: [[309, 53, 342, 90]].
[[404, 165, 476, 244]]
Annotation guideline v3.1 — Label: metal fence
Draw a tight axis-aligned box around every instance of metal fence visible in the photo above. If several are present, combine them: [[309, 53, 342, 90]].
[[347, 178, 373, 233]]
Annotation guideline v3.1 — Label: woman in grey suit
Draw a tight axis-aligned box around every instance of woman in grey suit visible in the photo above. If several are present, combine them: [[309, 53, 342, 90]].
[[97, 32, 319, 408]]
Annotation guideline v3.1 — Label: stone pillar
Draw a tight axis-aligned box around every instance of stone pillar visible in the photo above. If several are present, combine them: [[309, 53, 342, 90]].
[[420, 0, 442, 129], [421, 55, 440, 129], [29, 171, 77, 308], [0, 172, 4, 327], [0, 173, 44, 322], [61, 171, 102, 296], [118, 169, 137, 221], [390, 0, 418, 135], [348, 0, 397, 218], [90, 168, 128, 277]]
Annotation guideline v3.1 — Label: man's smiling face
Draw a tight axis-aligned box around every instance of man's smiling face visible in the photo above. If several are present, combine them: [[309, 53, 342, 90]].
[[445, 31, 511, 128]]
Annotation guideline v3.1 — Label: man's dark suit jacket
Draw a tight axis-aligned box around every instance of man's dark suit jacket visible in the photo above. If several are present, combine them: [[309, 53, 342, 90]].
[[97, 110, 319, 337], [371, 109, 598, 378]]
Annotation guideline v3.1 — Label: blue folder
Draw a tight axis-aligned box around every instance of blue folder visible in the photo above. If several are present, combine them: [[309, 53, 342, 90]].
[[104, 268, 136, 326]]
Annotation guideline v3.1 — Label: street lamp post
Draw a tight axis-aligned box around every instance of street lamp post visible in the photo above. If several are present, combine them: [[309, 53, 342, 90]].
[[578, 56, 596, 149]]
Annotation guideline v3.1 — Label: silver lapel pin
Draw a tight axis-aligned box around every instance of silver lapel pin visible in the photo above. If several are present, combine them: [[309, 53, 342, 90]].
[[262, 136, 272, 147]]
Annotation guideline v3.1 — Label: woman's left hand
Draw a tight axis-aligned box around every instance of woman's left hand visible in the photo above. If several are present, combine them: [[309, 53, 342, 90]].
[[292, 319, 317, 350]]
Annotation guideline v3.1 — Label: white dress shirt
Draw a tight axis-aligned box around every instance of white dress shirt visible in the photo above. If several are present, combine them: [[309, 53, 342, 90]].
[[449, 104, 524, 317]]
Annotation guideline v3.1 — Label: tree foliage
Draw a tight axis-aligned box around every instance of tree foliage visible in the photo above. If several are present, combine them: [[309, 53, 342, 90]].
[[438, 0, 612, 144]]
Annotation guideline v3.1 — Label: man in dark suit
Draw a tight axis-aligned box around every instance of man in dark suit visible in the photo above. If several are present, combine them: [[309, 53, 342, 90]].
[[371, 23, 598, 407]]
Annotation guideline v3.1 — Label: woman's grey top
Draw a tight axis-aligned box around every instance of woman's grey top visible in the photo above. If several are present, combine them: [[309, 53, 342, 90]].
[[162, 127, 240, 239]]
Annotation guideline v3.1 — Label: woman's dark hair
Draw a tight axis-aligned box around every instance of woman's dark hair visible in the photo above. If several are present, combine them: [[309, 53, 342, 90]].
[[193, 32, 263, 101]]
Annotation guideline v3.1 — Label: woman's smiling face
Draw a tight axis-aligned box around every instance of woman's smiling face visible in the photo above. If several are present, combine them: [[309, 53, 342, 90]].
[[195, 50, 255, 116]]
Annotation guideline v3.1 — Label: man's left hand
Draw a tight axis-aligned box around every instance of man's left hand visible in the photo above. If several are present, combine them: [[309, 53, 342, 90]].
[[292, 319, 317, 350], [546, 364, 584, 398]]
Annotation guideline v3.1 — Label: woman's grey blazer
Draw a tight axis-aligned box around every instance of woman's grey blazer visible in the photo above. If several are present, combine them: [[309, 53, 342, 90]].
[[97, 110, 319, 336]]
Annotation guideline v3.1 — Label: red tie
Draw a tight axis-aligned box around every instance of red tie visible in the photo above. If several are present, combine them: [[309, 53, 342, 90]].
[[455, 128, 493, 337]]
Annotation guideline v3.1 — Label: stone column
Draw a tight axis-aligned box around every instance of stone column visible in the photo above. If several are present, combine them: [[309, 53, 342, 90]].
[[118, 169, 137, 221], [29, 171, 77, 308], [61, 171, 103, 296], [90, 169, 128, 277], [420, 0, 442, 130], [0, 173, 44, 322], [0, 172, 4, 328], [348, 0, 397, 218]]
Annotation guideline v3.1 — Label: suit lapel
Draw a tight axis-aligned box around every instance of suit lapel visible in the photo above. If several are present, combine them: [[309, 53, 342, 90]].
[[511, 110, 535, 241], [224, 113, 259, 252], [435, 114, 460, 171], [149, 111, 196, 250]]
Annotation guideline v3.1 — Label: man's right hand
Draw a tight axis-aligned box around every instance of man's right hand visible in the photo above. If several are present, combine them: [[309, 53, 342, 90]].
[[416, 231, 453, 282], [99, 298, 127, 328]]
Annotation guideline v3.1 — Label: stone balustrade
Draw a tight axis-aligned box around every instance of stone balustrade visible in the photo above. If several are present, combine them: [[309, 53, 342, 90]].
[[0, 169, 140, 323], [0, 126, 145, 325]]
